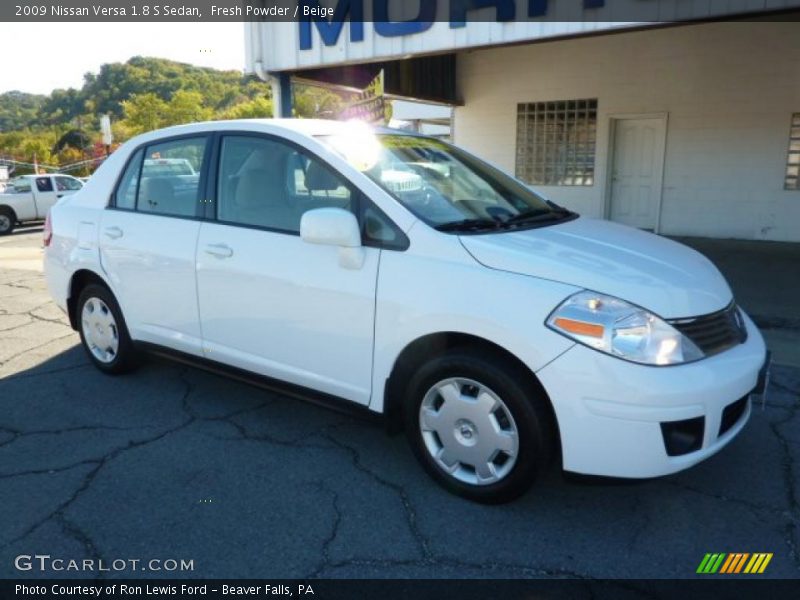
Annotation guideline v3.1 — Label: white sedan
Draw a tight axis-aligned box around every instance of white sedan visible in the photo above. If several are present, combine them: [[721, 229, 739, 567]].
[[43, 119, 768, 503]]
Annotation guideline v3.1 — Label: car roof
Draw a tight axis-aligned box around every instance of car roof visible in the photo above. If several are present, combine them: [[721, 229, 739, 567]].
[[18, 173, 77, 178], [127, 118, 417, 143]]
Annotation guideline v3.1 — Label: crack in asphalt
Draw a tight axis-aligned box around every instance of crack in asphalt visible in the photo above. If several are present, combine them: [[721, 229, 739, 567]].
[[0, 332, 76, 367], [320, 431, 433, 562], [0, 424, 167, 474], [304, 483, 342, 579], [57, 512, 107, 573], [0, 415, 195, 551], [767, 398, 800, 571], [0, 299, 71, 334], [658, 478, 793, 519]]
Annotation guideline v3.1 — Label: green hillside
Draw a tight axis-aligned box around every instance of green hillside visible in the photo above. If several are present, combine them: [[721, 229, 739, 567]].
[[0, 56, 344, 174]]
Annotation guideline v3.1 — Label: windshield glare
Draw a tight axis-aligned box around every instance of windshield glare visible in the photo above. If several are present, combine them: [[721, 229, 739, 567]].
[[320, 132, 564, 229]]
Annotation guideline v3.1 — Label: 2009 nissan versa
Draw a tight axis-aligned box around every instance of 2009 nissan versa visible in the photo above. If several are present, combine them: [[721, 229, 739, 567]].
[[44, 119, 769, 503]]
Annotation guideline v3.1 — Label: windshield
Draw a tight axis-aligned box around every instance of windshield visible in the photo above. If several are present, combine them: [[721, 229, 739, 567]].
[[319, 132, 576, 232]]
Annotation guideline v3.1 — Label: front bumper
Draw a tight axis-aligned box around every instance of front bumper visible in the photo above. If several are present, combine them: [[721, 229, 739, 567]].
[[537, 311, 767, 478]]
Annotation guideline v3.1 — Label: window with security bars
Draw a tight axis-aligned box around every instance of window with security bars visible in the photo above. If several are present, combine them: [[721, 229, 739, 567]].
[[786, 113, 800, 190], [515, 99, 597, 186]]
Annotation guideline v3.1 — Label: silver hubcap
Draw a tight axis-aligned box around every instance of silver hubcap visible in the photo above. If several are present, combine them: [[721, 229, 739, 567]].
[[0, 215, 10, 231], [419, 377, 519, 486], [81, 297, 119, 364]]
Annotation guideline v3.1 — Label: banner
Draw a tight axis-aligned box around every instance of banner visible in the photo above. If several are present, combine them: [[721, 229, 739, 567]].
[[337, 70, 387, 125]]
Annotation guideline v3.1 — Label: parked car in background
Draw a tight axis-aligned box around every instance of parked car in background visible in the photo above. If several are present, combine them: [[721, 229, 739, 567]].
[[43, 120, 769, 503], [0, 173, 83, 235]]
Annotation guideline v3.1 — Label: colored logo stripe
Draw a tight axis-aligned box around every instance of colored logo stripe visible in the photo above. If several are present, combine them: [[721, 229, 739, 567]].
[[697, 553, 726, 573], [697, 553, 773, 574], [720, 553, 749, 573], [744, 553, 773, 574]]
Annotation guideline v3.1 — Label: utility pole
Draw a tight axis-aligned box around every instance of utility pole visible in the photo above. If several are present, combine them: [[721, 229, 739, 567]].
[[100, 114, 113, 158]]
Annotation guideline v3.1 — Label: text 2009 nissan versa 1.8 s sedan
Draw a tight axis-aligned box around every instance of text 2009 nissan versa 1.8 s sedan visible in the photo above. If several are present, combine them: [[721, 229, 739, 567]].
[[44, 119, 769, 503]]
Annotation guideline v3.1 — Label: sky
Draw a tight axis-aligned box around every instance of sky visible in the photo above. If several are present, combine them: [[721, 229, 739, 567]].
[[0, 22, 247, 95]]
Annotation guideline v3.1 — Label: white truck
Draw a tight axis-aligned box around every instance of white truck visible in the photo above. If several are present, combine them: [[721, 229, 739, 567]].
[[0, 174, 83, 235]]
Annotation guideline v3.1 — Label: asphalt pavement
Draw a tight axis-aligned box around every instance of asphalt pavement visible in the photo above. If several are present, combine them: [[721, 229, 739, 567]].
[[1, 228, 798, 579]]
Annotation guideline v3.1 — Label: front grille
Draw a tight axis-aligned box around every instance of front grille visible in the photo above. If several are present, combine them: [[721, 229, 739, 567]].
[[719, 396, 749, 437], [668, 302, 747, 357]]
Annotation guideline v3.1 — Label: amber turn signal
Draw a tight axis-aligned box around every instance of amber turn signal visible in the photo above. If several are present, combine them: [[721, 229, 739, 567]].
[[553, 317, 604, 338]]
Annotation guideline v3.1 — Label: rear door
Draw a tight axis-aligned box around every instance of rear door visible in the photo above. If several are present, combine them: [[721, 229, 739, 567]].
[[99, 135, 211, 355], [195, 133, 382, 404]]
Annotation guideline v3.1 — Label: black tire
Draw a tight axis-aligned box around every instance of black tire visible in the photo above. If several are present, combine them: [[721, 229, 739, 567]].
[[403, 348, 554, 504], [76, 283, 139, 374], [0, 206, 15, 235]]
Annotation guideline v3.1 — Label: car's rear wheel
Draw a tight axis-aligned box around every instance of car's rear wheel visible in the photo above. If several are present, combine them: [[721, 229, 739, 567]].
[[77, 284, 138, 374], [404, 349, 554, 504], [0, 207, 15, 235]]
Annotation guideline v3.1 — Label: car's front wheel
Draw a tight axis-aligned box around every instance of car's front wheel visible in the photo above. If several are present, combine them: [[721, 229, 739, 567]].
[[77, 283, 138, 374], [404, 349, 554, 504]]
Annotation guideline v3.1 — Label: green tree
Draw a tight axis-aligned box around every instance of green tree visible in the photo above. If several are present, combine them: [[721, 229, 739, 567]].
[[0, 91, 46, 130], [121, 92, 168, 134], [162, 90, 213, 127], [222, 96, 274, 120], [21, 137, 53, 166]]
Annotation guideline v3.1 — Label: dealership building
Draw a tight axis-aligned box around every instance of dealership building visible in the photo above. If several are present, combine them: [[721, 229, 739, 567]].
[[246, 1, 800, 242]]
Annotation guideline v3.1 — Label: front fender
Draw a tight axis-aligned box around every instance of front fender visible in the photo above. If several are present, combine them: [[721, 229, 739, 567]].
[[370, 249, 579, 413]]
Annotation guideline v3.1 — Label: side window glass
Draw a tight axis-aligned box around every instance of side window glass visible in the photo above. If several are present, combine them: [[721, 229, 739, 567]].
[[56, 176, 82, 191], [361, 202, 408, 250], [287, 152, 351, 201], [36, 177, 53, 192], [217, 136, 354, 233], [137, 137, 207, 217], [114, 149, 143, 210]]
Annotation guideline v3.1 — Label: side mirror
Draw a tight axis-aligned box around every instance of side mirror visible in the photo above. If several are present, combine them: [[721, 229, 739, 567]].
[[300, 208, 364, 269]]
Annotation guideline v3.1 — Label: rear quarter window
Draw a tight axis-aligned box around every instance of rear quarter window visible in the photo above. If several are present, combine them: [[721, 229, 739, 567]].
[[114, 149, 143, 210]]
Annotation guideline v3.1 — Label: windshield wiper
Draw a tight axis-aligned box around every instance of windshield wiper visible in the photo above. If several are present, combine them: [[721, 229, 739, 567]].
[[503, 206, 573, 226], [435, 206, 575, 233], [434, 218, 505, 232]]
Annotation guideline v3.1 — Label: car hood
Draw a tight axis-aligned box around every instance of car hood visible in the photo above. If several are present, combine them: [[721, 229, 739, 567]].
[[459, 217, 732, 319]]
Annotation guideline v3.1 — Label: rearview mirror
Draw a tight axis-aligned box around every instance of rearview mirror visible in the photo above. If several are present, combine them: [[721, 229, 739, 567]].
[[300, 208, 364, 269]]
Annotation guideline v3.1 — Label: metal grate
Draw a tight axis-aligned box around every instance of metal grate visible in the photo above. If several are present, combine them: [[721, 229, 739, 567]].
[[786, 113, 800, 190], [515, 99, 597, 186], [668, 303, 747, 357]]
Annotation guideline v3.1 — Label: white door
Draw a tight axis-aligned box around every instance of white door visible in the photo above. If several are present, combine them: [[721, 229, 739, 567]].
[[99, 136, 210, 355], [196, 134, 380, 405], [32, 176, 59, 217], [608, 117, 667, 231]]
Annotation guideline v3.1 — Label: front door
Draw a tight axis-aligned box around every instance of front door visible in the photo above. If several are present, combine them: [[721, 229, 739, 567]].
[[33, 176, 59, 217], [195, 134, 379, 405], [608, 116, 667, 231]]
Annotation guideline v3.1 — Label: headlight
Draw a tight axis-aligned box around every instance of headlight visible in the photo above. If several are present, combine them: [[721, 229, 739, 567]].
[[546, 291, 704, 366]]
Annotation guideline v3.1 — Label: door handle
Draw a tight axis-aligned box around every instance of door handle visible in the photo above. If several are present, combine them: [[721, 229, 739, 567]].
[[104, 226, 123, 240], [204, 243, 233, 259], [57, 193, 65, 198]]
